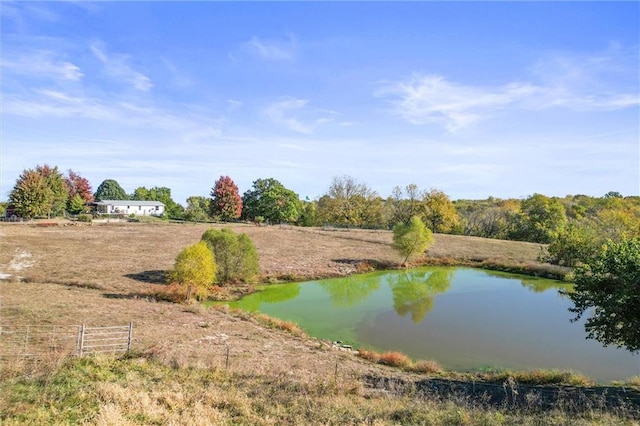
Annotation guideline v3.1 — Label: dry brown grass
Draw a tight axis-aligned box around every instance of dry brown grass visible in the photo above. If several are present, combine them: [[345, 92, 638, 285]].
[[0, 221, 561, 380]]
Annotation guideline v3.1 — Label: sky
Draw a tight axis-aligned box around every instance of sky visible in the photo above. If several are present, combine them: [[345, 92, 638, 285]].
[[1, 1, 639, 205]]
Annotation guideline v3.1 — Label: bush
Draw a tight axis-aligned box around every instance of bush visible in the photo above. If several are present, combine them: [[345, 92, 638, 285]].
[[77, 214, 92, 223], [201, 228, 259, 284], [378, 351, 412, 368], [169, 241, 217, 301]]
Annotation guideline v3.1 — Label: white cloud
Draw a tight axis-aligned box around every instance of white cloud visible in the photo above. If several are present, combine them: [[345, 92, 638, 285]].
[[1, 51, 83, 81], [90, 42, 153, 91], [378, 74, 538, 131], [242, 35, 296, 61], [263, 97, 334, 134], [379, 47, 639, 132]]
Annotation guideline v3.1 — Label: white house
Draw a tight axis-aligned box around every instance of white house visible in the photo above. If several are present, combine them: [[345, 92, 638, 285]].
[[92, 200, 165, 216]]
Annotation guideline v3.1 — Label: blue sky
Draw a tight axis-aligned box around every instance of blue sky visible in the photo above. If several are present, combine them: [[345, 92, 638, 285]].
[[2, 2, 638, 204]]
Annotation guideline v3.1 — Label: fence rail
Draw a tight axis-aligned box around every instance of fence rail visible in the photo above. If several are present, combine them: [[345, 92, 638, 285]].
[[0, 323, 133, 357]]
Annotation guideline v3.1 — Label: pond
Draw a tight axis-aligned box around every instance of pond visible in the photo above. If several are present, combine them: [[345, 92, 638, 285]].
[[227, 267, 638, 383]]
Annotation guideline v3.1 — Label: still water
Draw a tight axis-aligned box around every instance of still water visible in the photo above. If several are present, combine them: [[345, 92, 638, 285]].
[[228, 267, 638, 382]]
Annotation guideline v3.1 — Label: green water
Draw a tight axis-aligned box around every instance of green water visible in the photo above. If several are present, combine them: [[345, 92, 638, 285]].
[[227, 267, 638, 382]]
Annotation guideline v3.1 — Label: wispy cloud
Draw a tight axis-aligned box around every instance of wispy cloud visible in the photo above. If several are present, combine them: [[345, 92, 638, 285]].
[[379, 47, 639, 132], [242, 35, 296, 61], [1, 51, 83, 81], [262, 97, 334, 134], [90, 42, 153, 91], [377, 74, 537, 131]]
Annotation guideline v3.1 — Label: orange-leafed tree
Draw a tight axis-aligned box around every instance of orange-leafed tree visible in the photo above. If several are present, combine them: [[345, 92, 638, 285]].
[[210, 175, 243, 221]]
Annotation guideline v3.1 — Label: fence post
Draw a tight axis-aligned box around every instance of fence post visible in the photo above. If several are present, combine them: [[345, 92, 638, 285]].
[[78, 324, 85, 357], [127, 322, 133, 352], [24, 326, 30, 354], [225, 346, 230, 370]]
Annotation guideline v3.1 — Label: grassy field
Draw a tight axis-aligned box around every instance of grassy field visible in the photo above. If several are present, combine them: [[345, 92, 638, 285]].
[[0, 221, 636, 424]]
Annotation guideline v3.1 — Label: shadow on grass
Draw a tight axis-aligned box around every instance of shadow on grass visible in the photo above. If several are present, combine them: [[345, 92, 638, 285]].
[[124, 270, 167, 284]]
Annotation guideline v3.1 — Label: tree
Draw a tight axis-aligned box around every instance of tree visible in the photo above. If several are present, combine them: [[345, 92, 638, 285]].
[[545, 222, 598, 267], [392, 216, 434, 265], [65, 170, 93, 204], [67, 194, 87, 215], [184, 196, 210, 222], [37, 165, 68, 217], [568, 238, 640, 353], [94, 179, 128, 201], [510, 194, 567, 243], [242, 178, 301, 224], [131, 186, 183, 218], [316, 175, 386, 228], [169, 241, 217, 301], [389, 184, 424, 227], [201, 228, 259, 284], [9, 169, 53, 218], [210, 176, 243, 221], [297, 201, 316, 227], [422, 189, 460, 234]]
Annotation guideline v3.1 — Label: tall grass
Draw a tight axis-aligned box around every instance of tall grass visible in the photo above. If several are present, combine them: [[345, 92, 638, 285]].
[[1, 353, 632, 425]]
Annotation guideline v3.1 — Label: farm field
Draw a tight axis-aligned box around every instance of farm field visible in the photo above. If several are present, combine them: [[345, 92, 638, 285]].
[[1, 221, 636, 424]]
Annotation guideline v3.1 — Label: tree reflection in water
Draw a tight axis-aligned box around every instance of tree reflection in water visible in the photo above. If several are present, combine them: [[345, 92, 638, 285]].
[[319, 274, 382, 307], [389, 269, 453, 322]]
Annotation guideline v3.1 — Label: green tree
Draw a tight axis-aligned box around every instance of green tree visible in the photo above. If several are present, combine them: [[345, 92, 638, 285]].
[[297, 201, 317, 227], [422, 189, 460, 234], [510, 194, 567, 243], [545, 223, 598, 267], [9, 169, 53, 218], [201, 228, 259, 284], [67, 194, 87, 215], [392, 216, 434, 265], [210, 176, 243, 221], [37, 165, 68, 217], [241, 178, 301, 224], [94, 179, 128, 201], [184, 196, 210, 222], [169, 241, 217, 301], [131, 186, 183, 218], [568, 238, 640, 352]]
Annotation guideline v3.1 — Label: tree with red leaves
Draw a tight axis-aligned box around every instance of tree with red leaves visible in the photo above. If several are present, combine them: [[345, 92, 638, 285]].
[[210, 176, 243, 221], [65, 170, 94, 204]]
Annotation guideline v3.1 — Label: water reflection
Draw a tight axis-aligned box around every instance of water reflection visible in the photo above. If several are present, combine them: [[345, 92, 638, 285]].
[[389, 269, 453, 322], [229, 283, 300, 311], [481, 269, 571, 294], [319, 274, 381, 307]]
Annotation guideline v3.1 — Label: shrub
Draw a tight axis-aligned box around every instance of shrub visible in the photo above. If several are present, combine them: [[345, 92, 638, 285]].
[[77, 214, 92, 223], [201, 228, 259, 284], [378, 351, 412, 368], [410, 360, 444, 375], [169, 241, 217, 301]]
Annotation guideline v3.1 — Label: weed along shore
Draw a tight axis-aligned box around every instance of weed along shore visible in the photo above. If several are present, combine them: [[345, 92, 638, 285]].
[[1, 221, 639, 424]]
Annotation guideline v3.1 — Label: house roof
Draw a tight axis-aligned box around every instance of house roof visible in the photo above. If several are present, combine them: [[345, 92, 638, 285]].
[[93, 200, 165, 207]]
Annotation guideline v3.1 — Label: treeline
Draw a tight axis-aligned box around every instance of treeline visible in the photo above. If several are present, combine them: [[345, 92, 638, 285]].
[[4, 166, 638, 268]]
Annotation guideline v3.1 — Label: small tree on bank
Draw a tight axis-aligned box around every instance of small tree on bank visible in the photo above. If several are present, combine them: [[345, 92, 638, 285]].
[[170, 241, 217, 301], [392, 216, 434, 265], [568, 238, 640, 353]]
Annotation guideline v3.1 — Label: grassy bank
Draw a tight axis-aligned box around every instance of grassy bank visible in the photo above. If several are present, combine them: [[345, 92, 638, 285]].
[[2, 353, 636, 425]]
